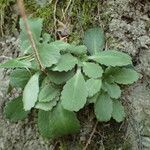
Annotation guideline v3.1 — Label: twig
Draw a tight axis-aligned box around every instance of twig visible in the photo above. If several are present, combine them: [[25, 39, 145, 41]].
[[0, 55, 12, 60], [52, 141, 59, 150], [83, 121, 98, 150], [53, 0, 58, 39], [76, 8, 84, 35], [64, 0, 72, 15], [0, 9, 4, 36], [17, 0, 45, 72]]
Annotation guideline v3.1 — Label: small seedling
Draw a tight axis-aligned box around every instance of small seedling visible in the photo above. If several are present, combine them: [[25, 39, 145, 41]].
[[0, 18, 139, 139]]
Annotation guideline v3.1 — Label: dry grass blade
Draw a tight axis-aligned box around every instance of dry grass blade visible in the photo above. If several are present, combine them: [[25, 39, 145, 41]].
[[17, 0, 45, 72]]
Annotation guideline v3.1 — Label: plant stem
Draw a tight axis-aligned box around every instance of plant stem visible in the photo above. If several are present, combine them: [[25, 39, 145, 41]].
[[83, 121, 98, 150], [17, 0, 45, 72]]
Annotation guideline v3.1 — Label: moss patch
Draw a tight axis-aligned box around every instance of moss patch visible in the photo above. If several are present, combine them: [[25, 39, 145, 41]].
[[0, 0, 17, 36], [24, 0, 111, 42]]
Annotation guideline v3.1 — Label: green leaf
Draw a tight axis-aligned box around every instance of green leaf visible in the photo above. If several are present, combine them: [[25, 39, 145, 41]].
[[50, 40, 70, 51], [52, 53, 78, 72], [35, 96, 59, 111], [103, 82, 121, 99], [94, 92, 113, 122], [30, 59, 40, 70], [61, 69, 88, 111], [105, 67, 139, 84], [82, 62, 103, 78], [112, 100, 125, 122], [20, 18, 43, 40], [19, 18, 43, 53], [4, 96, 29, 122], [87, 93, 99, 104], [19, 40, 32, 54], [113, 68, 139, 84], [89, 50, 132, 66], [83, 28, 105, 55], [38, 103, 80, 139], [46, 69, 75, 85], [37, 43, 61, 68], [86, 79, 102, 97], [0, 59, 32, 68], [38, 83, 60, 102], [23, 72, 40, 111], [10, 69, 31, 88], [68, 45, 87, 55], [42, 33, 52, 43]]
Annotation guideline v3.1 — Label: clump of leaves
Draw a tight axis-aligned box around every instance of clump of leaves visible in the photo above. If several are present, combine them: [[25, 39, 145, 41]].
[[0, 18, 139, 139]]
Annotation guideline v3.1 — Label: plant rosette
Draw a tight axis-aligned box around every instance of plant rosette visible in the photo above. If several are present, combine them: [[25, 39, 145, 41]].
[[1, 18, 139, 139]]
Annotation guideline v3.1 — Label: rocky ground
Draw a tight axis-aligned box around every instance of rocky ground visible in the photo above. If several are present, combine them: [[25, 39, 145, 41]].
[[0, 0, 150, 149]]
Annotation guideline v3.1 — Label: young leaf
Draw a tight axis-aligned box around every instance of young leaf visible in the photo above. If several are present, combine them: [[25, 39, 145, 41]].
[[46, 69, 75, 85], [52, 53, 78, 72], [112, 100, 125, 122], [87, 93, 99, 104], [30, 59, 40, 70], [19, 40, 32, 54], [37, 43, 61, 68], [38, 103, 80, 139], [94, 92, 113, 122], [68, 45, 87, 55], [20, 18, 43, 40], [38, 84, 60, 102], [83, 28, 105, 55], [10, 69, 31, 88], [42, 33, 52, 43], [86, 78, 102, 97], [82, 62, 103, 78], [35, 96, 59, 111], [0, 59, 32, 68], [112, 68, 139, 84], [61, 69, 88, 111], [103, 82, 121, 99], [4, 96, 29, 122], [23, 72, 40, 111], [89, 50, 132, 66], [19, 18, 43, 53], [50, 40, 70, 51], [105, 67, 139, 84]]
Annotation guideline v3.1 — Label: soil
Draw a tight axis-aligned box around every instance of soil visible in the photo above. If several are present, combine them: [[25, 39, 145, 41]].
[[0, 0, 150, 149]]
